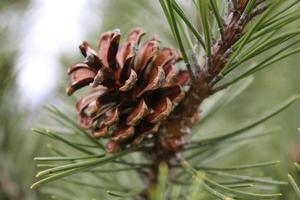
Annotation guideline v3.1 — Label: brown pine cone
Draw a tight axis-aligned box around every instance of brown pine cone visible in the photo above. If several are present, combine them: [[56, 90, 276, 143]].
[[67, 28, 189, 153]]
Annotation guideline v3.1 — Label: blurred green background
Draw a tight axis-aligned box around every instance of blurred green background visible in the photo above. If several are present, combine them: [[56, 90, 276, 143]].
[[0, 0, 300, 199]]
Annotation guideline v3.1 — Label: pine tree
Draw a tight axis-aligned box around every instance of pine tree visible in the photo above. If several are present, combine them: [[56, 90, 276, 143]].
[[32, 1, 300, 199]]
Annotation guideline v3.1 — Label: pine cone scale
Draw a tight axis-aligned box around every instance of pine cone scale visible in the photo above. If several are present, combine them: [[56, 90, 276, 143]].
[[119, 69, 137, 91], [66, 67, 96, 96], [137, 66, 165, 97], [132, 122, 160, 145], [98, 30, 120, 69], [147, 97, 172, 123], [126, 99, 149, 126], [112, 126, 135, 142], [134, 38, 160, 75]]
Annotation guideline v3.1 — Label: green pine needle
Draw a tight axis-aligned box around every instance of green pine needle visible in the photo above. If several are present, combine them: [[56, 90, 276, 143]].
[[209, 0, 224, 40], [107, 190, 141, 198], [190, 95, 299, 147], [32, 128, 95, 155], [34, 154, 106, 161], [208, 171, 287, 185], [197, 0, 211, 66], [31, 148, 138, 189], [288, 174, 300, 198], [171, 0, 205, 48], [195, 161, 280, 171]]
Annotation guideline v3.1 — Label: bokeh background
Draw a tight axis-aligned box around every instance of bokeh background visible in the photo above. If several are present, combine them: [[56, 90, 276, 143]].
[[0, 0, 300, 199]]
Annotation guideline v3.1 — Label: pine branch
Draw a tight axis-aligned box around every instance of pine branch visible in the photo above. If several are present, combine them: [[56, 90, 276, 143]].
[[161, 0, 300, 152], [31, 1, 300, 199]]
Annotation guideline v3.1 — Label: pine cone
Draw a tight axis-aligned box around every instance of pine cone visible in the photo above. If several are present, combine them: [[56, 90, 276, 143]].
[[67, 28, 189, 153]]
